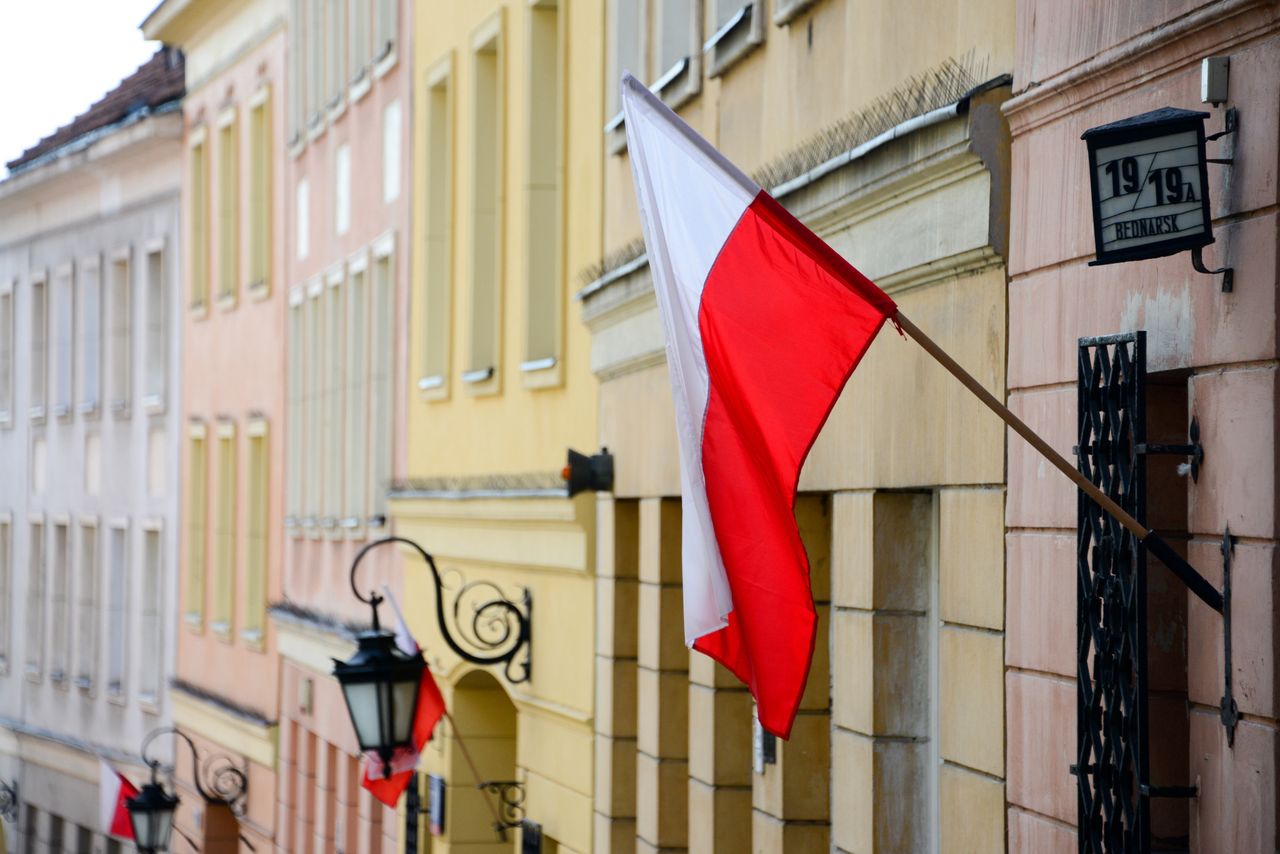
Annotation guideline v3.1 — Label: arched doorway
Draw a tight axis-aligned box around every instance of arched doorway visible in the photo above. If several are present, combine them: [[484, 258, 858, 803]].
[[447, 669, 518, 853]]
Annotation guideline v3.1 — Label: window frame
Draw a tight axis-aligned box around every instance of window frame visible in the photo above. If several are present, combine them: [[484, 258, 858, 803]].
[[77, 254, 103, 418], [51, 263, 74, 420], [142, 238, 168, 414], [189, 126, 210, 316], [212, 418, 237, 641], [704, 0, 765, 78], [74, 516, 99, 693], [367, 236, 394, 526], [418, 56, 454, 401], [242, 418, 269, 649], [0, 279, 13, 426], [185, 420, 208, 630], [105, 517, 129, 702], [248, 86, 273, 300], [24, 516, 45, 680], [343, 253, 369, 531], [138, 519, 164, 709], [216, 107, 240, 311], [0, 513, 11, 674]]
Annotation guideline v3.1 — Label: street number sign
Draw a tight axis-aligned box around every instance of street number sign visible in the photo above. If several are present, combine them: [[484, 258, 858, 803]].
[[1082, 107, 1215, 266]]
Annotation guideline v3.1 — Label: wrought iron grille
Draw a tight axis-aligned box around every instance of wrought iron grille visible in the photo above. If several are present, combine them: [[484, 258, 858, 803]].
[[1075, 331, 1149, 854]]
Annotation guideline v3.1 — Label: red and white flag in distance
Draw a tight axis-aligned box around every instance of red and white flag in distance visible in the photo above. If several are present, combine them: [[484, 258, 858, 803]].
[[361, 588, 447, 807], [621, 73, 898, 739], [99, 759, 138, 839]]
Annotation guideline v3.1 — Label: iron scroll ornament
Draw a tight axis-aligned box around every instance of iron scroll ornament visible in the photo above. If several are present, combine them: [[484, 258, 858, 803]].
[[0, 778, 16, 823], [349, 536, 532, 684], [140, 726, 248, 815]]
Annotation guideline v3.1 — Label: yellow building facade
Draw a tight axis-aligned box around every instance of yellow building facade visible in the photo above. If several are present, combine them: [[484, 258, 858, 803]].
[[395, 0, 603, 852], [584, 1, 1014, 852]]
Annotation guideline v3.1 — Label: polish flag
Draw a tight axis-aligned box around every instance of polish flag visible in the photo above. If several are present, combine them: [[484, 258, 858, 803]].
[[621, 74, 897, 738], [99, 760, 138, 839], [361, 589, 447, 807]]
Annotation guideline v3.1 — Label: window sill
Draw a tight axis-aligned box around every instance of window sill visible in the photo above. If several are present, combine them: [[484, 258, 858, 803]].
[[183, 611, 204, 632], [239, 628, 265, 652], [418, 374, 448, 402], [190, 300, 208, 320], [142, 394, 166, 416], [50, 669, 69, 689], [110, 399, 131, 419], [652, 57, 700, 112], [77, 400, 100, 418], [307, 116, 326, 144], [248, 279, 271, 302], [350, 72, 372, 104], [290, 135, 306, 160], [217, 290, 238, 312], [53, 404, 72, 421], [74, 674, 93, 694], [0, 657, 8, 677], [24, 663, 41, 684], [0, 413, 10, 429], [705, 3, 764, 78], [211, 621, 234, 644], [28, 405, 46, 424], [373, 45, 398, 81], [773, 0, 821, 25], [138, 693, 161, 715], [605, 110, 627, 156], [520, 357, 563, 390], [327, 95, 347, 125], [107, 685, 127, 706], [462, 366, 500, 397]]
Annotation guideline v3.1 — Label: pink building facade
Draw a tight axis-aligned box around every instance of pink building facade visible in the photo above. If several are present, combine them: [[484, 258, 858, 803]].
[[272, 0, 414, 849], [1004, 2, 1280, 851], [143, 0, 290, 848]]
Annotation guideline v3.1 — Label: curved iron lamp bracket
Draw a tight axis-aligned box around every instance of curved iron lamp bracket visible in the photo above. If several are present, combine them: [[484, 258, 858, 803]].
[[141, 726, 249, 816], [350, 536, 533, 684]]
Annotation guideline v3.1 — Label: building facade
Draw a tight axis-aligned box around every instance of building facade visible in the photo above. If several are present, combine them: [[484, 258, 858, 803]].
[[584, 1, 1013, 852], [1003, 2, 1280, 851], [0, 49, 185, 852], [272, 0, 413, 849], [391, 0, 603, 851], [142, 0, 289, 848]]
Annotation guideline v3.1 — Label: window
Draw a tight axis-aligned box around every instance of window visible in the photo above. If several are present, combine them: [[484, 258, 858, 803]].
[[75, 521, 97, 690], [420, 63, 452, 395], [654, 0, 700, 105], [773, 0, 820, 25], [78, 258, 102, 415], [30, 275, 47, 418], [466, 27, 502, 391], [524, 3, 562, 383], [25, 520, 43, 676], [289, 0, 306, 141], [50, 522, 69, 683], [344, 262, 367, 524], [374, 0, 396, 62], [705, 0, 764, 77], [243, 421, 269, 646], [53, 267, 73, 418], [106, 523, 127, 697], [296, 179, 311, 261], [326, 0, 347, 106], [349, 0, 371, 83], [368, 243, 393, 520], [108, 253, 131, 413], [308, 0, 324, 125], [190, 130, 209, 312], [249, 90, 272, 296], [0, 283, 13, 422], [0, 517, 10, 669], [140, 526, 162, 702], [303, 283, 322, 530], [287, 293, 304, 532], [323, 271, 344, 523], [607, 0, 644, 123], [186, 423, 207, 627], [144, 244, 167, 408], [217, 110, 239, 306], [335, 143, 351, 236], [383, 99, 401, 203], [213, 421, 236, 638]]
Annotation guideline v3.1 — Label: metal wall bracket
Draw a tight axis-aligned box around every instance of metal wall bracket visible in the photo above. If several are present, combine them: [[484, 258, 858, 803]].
[[1197, 107, 1237, 291], [0, 779, 16, 823], [1205, 106, 1238, 142], [1136, 416, 1204, 482], [477, 780, 526, 839], [1191, 246, 1233, 293], [1220, 528, 1239, 748]]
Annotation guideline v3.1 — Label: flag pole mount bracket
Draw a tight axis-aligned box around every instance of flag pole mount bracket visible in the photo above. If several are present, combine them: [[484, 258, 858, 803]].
[[351, 537, 533, 685], [0, 778, 16, 823], [476, 780, 526, 839]]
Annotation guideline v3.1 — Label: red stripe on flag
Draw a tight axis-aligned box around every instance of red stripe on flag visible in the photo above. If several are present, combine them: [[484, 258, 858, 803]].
[[693, 191, 895, 738]]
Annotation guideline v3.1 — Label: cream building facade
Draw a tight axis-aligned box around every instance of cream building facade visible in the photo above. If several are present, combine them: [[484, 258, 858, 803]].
[[585, 1, 1013, 851], [0, 49, 186, 852], [393, 0, 604, 851]]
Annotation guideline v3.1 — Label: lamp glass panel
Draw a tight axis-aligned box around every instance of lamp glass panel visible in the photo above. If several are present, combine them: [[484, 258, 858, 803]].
[[342, 681, 383, 750], [392, 677, 418, 742]]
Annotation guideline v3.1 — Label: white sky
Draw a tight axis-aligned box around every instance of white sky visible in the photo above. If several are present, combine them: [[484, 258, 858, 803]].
[[0, 0, 164, 174]]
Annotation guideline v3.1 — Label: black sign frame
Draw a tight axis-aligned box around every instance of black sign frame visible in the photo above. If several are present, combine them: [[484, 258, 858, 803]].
[[1083, 108, 1215, 266]]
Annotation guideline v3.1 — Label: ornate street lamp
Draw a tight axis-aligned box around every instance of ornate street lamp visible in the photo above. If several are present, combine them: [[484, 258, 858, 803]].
[[332, 537, 534, 777], [126, 727, 248, 854]]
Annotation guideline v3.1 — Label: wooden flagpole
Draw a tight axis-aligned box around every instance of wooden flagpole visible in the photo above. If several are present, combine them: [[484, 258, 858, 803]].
[[893, 310, 1223, 613]]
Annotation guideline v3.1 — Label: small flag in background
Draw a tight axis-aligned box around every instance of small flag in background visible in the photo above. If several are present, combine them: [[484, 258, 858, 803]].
[[361, 589, 447, 807], [99, 759, 138, 839], [621, 73, 898, 739]]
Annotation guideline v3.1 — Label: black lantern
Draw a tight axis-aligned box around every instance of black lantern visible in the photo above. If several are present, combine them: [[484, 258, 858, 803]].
[[126, 726, 248, 853], [333, 626, 426, 771], [126, 767, 180, 854]]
